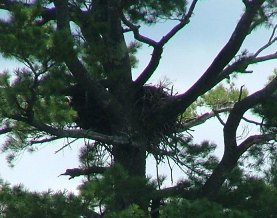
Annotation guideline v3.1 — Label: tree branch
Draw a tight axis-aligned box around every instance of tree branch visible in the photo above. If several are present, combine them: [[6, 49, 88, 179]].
[[132, 0, 199, 87], [30, 136, 61, 145], [53, 0, 122, 124], [180, 107, 232, 131], [161, 0, 266, 120], [237, 133, 276, 155], [254, 24, 277, 57], [224, 75, 277, 152], [30, 120, 134, 146], [60, 166, 109, 179], [6, 112, 134, 146], [242, 116, 264, 126], [121, 15, 158, 47], [201, 75, 277, 199]]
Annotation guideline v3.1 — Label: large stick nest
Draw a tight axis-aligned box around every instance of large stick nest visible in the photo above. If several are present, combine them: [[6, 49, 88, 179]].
[[69, 84, 181, 142]]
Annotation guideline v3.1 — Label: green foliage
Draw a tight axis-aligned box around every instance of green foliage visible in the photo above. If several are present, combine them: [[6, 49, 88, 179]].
[[105, 204, 145, 218], [218, 176, 277, 218], [123, 0, 187, 24], [0, 181, 85, 218], [160, 198, 250, 218], [201, 84, 248, 109], [179, 140, 219, 185], [79, 164, 155, 215], [253, 71, 277, 132], [0, 1, 276, 217], [181, 102, 198, 120], [0, 4, 53, 61]]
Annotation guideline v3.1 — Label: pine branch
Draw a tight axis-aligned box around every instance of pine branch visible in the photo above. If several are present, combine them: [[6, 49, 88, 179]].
[[224, 75, 277, 152], [160, 0, 267, 122], [60, 166, 109, 179], [6, 113, 134, 146], [180, 107, 232, 131], [201, 75, 277, 199], [30, 120, 134, 146], [30, 136, 61, 145], [130, 0, 199, 87], [238, 133, 276, 155]]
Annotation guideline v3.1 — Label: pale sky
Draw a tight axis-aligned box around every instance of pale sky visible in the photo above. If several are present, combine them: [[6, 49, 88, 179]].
[[0, 0, 276, 193]]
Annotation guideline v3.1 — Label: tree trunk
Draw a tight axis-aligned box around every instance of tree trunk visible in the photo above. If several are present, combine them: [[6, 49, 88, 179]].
[[200, 151, 239, 199]]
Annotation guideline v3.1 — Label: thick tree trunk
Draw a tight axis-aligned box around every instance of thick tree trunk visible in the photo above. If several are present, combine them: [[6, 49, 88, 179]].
[[112, 138, 147, 211], [113, 145, 146, 177]]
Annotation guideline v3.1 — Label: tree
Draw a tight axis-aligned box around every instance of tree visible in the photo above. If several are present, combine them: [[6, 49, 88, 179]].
[[0, 0, 276, 216], [0, 179, 87, 218]]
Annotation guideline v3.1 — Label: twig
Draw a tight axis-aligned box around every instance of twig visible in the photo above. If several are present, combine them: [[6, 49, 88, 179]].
[[55, 138, 79, 153]]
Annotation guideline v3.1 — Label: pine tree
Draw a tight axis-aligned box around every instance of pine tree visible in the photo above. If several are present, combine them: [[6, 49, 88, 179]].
[[0, 0, 276, 216]]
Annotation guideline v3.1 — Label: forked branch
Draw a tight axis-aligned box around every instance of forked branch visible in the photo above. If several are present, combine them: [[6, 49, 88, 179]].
[[122, 0, 200, 87]]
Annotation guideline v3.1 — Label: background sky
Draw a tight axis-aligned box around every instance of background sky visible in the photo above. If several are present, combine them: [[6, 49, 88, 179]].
[[0, 0, 276, 193]]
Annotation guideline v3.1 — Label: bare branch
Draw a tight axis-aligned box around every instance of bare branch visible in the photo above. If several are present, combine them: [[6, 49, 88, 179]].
[[121, 15, 158, 47], [254, 37, 277, 57], [30, 120, 134, 146], [255, 24, 277, 57], [180, 107, 232, 131], [55, 138, 79, 153], [218, 50, 277, 81], [253, 52, 277, 62], [133, 0, 199, 87], [158, 0, 199, 46], [224, 75, 277, 151], [242, 116, 264, 126], [159, 1, 266, 123], [201, 75, 277, 199], [214, 111, 226, 126], [134, 46, 163, 87], [238, 133, 276, 155], [217, 24, 277, 80], [30, 136, 61, 145], [60, 166, 109, 179]]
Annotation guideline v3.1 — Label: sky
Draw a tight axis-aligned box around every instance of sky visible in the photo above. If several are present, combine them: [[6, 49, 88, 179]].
[[0, 0, 276, 193]]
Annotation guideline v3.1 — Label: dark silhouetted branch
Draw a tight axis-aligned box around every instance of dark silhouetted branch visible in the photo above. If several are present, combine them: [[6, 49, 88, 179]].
[[238, 133, 276, 155], [60, 166, 109, 179], [125, 0, 199, 87], [162, 0, 267, 121]]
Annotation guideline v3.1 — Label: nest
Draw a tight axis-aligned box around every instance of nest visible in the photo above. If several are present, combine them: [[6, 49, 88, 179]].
[[69, 84, 180, 142], [135, 85, 181, 142]]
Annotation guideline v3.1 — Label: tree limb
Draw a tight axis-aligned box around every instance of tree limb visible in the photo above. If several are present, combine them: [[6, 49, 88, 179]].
[[30, 136, 61, 145], [180, 107, 232, 131], [6, 112, 134, 146], [224, 75, 277, 152], [161, 0, 266, 121], [237, 133, 276, 155], [201, 75, 277, 199], [30, 120, 134, 146], [60, 166, 109, 179], [132, 0, 199, 87]]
